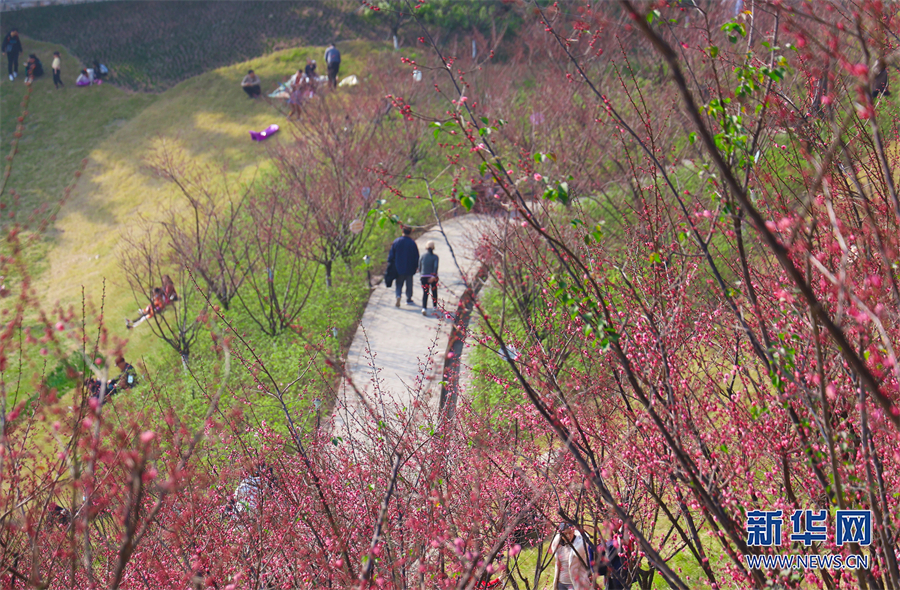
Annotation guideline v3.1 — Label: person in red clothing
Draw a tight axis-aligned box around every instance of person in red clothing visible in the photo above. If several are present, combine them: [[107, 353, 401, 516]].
[[126, 276, 178, 329], [161, 274, 178, 304]]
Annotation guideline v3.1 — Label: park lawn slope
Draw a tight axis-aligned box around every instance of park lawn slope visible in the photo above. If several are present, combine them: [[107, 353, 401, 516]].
[[0, 37, 157, 215], [7, 1, 376, 92], [31, 44, 371, 362]]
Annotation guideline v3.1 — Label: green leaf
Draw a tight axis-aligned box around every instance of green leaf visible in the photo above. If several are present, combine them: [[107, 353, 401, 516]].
[[460, 193, 475, 211], [708, 45, 719, 58], [689, 132, 697, 145], [479, 161, 487, 176]]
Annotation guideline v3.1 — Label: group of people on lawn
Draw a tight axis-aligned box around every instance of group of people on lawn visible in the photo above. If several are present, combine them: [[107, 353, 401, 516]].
[[240, 43, 341, 118], [83, 274, 179, 404], [3, 27, 107, 89], [86, 356, 138, 404]]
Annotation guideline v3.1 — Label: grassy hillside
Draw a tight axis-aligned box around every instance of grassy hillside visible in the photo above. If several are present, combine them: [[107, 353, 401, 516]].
[[1, 36, 393, 378], [0, 38, 157, 213], [3, 1, 378, 91]]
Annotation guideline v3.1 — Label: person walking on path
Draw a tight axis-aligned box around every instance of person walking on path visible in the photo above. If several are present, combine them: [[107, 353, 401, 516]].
[[3, 29, 23, 82], [418, 240, 439, 316], [388, 226, 419, 308], [51, 51, 64, 89], [324, 43, 341, 89]]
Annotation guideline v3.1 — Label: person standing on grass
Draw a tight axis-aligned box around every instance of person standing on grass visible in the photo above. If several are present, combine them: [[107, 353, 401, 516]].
[[418, 240, 439, 316], [324, 43, 341, 88], [3, 28, 23, 82], [287, 75, 305, 120], [51, 51, 63, 89], [387, 226, 419, 308]]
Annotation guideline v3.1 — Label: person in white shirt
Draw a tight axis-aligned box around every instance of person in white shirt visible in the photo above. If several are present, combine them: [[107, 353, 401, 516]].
[[51, 51, 63, 88], [550, 522, 593, 590]]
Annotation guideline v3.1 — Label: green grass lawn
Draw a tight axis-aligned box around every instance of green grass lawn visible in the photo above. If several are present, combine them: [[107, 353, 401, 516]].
[[1, 34, 441, 428], [1, 37, 157, 214], [5, 40, 375, 365]]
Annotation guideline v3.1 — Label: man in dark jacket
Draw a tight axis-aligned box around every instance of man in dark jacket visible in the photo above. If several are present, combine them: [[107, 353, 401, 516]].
[[388, 226, 419, 307], [595, 537, 632, 590], [3, 29, 23, 81], [324, 43, 340, 89]]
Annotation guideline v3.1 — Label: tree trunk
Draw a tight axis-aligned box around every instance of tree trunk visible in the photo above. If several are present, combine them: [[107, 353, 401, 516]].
[[325, 261, 333, 288]]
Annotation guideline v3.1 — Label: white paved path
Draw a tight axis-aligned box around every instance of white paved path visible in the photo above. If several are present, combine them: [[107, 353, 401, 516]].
[[332, 215, 494, 441]]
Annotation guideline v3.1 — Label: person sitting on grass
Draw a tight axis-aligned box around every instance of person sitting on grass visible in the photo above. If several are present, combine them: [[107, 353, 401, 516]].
[[86, 356, 138, 403], [126, 276, 178, 329], [107, 356, 137, 395], [92, 59, 108, 79], [86, 375, 103, 398], [241, 69, 261, 98], [304, 58, 317, 80], [76, 68, 92, 86], [24, 54, 42, 84], [162, 274, 178, 303]]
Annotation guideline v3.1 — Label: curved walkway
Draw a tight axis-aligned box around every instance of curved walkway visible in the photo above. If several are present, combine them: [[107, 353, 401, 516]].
[[332, 214, 495, 441]]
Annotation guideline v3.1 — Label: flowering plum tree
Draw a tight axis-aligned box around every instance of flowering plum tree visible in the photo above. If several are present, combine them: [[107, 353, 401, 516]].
[[270, 86, 424, 288], [2, 1, 900, 589], [408, 1, 900, 589]]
